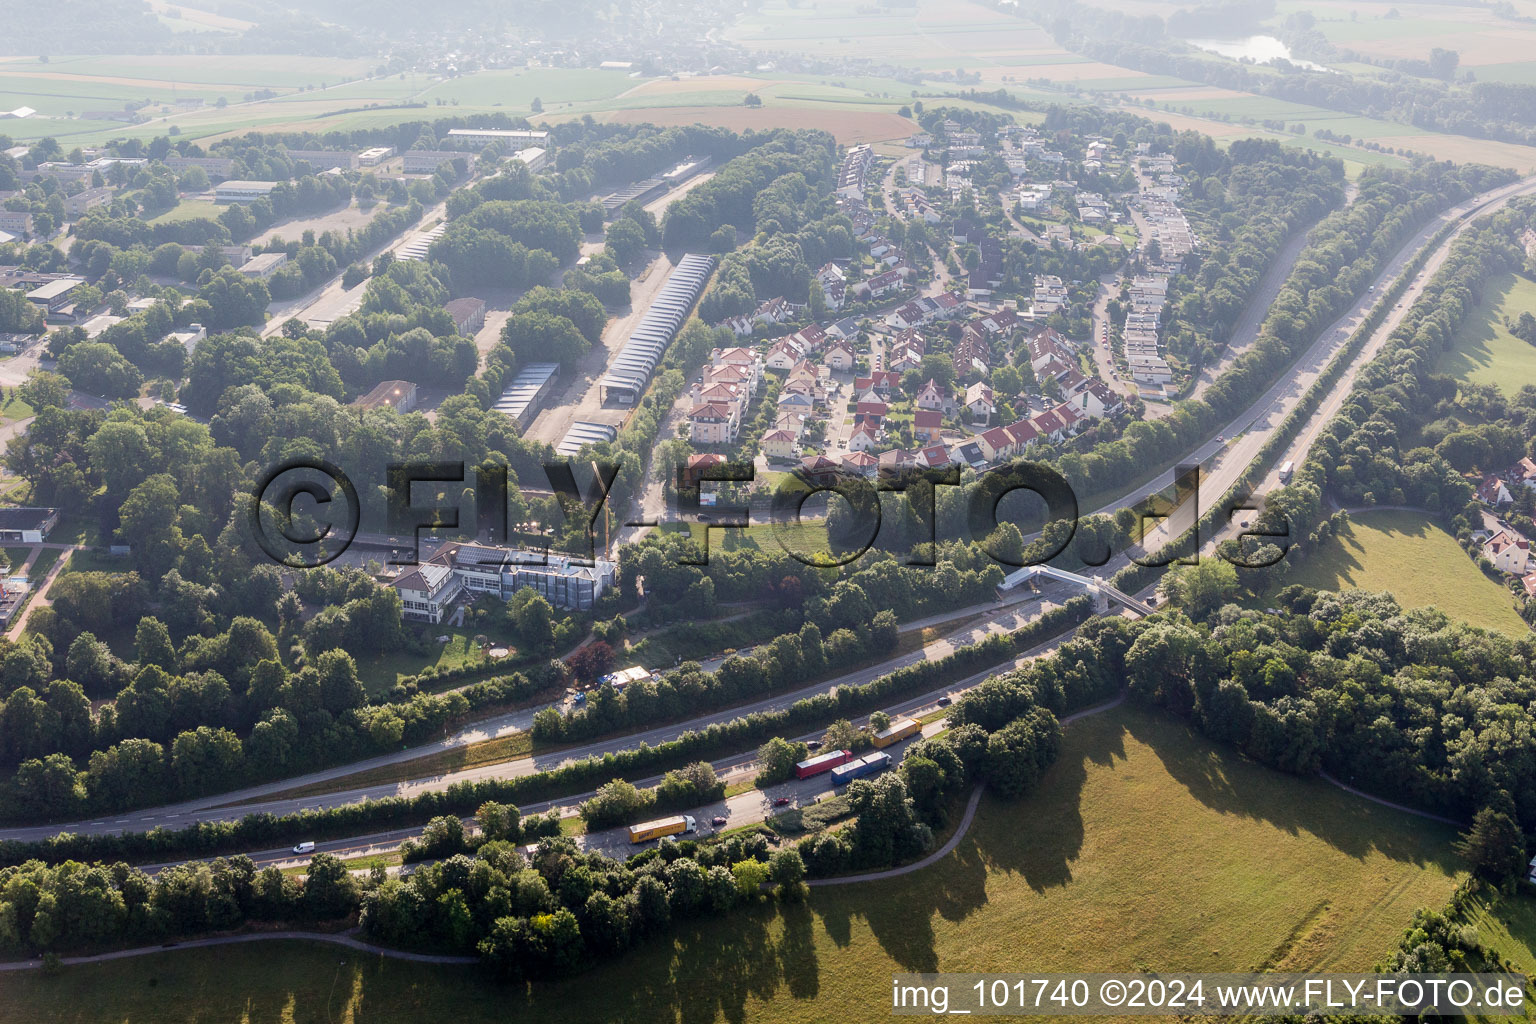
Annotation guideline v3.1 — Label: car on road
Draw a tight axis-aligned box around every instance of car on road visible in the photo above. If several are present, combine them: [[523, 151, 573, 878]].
[[293, 841, 316, 855], [806, 739, 822, 750], [937, 695, 953, 707], [1215, 434, 1224, 443], [711, 815, 727, 827], [773, 797, 792, 807]]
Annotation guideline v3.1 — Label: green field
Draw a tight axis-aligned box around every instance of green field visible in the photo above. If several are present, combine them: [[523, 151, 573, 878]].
[[355, 628, 488, 695], [1437, 271, 1536, 396], [1284, 509, 1527, 635], [0, 707, 1465, 1023], [147, 200, 221, 225]]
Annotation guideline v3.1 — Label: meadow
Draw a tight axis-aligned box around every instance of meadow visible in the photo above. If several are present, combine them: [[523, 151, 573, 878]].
[[1436, 271, 1536, 396], [1281, 509, 1527, 635], [0, 707, 1466, 1023]]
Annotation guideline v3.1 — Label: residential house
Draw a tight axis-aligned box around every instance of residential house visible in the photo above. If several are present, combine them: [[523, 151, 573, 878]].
[[1482, 530, 1531, 575], [1478, 474, 1515, 507], [963, 382, 995, 423], [913, 409, 943, 442], [687, 401, 741, 445], [848, 424, 880, 452], [841, 450, 878, 478], [800, 454, 842, 486], [977, 426, 1014, 463], [761, 429, 798, 461], [855, 370, 901, 397], [915, 378, 949, 413], [1069, 379, 1122, 420], [765, 337, 806, 371], [917, 445, 951, 470], [823, 341, 856, 372]]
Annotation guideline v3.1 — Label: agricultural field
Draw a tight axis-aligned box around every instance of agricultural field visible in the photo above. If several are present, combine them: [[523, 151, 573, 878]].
[[1436, 272, 1536, 396], [1281, 510, 1528, 636], [0, 707, 1465, 1023]]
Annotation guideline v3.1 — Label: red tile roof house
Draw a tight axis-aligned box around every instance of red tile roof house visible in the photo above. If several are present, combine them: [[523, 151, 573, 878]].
[[855, 400, 889, 426], [918, 444, 952, 469], [913, 409, 943, 441], [1482, 530, 1531, 575], [1477, 473, 1514, 507], [842, 450, 879, 477]]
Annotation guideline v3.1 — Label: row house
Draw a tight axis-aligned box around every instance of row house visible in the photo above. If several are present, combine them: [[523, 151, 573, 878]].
[[955, 335, 992, 378], [853, 268, 909, 300]]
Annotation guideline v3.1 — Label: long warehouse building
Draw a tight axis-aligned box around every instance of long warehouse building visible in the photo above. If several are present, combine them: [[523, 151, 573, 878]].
[[599, 253, 717, 405]]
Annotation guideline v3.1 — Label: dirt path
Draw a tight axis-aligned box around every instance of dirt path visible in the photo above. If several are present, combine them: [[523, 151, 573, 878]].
[[1319, 773, 1464, 827], [808, 694, 1127, 888], [0, 927, 477, 972]]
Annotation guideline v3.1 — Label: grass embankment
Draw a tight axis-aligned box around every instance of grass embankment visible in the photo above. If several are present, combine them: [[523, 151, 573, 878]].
[[1282, 509, 1526, 635], [1436, 271, 1536, 396], [0, 707, 1465, 1023]]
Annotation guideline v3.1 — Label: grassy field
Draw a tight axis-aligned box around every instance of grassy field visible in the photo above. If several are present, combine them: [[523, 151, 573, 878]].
[[0, 707, 1465, 1023], [354, 629, 489, 695], [147, 200, 221, 225], [1437, 271, 1536, 396], [1282, 509, 1527, 635]]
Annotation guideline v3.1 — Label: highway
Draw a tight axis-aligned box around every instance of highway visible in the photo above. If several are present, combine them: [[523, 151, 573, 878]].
[[9, 173, 1533, 865], [0, 587, 1065, 844]]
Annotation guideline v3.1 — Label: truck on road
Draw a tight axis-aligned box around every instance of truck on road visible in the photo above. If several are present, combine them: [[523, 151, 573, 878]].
[[872, 717, 922, 749], [830, 751, 892, 786], [1278, 460, 1294, 482], [628, 815, 697, 843], [795, 748, 853, 779]]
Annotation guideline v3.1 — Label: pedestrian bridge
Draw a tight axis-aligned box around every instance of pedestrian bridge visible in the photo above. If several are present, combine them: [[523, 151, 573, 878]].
[[998, 564, 1158, 616]]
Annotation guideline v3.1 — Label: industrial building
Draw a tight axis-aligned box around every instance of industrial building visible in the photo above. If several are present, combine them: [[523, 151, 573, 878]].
[[215, 180, 280, 203], [556, 420, 619, 458], [492, 363, 560, 430], [445, 128, 550, 153], [598, 253, 716, 405]]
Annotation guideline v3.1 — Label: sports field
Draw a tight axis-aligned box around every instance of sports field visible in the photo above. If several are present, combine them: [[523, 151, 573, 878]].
[[1283, 509, 1527, 635], [0, 707, 1464, 1023], [1436, 272, 1536, 396]]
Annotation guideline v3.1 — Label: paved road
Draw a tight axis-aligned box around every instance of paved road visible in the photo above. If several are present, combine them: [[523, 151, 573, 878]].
[[0, 588, 1063, 844], [1102, 173, 1536, 559], [259, 199, 448, 338]]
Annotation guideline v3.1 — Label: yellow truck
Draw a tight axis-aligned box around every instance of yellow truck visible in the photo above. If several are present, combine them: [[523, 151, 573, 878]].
[[872, 717, 922, 749], [627, 815, 697, 843]]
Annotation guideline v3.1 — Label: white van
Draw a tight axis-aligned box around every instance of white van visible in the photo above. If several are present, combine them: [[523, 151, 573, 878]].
[[292, 841, 316, 855]]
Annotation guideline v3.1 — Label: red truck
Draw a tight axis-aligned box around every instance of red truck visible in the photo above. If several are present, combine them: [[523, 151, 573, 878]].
[[794, 748, 853, 779]]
